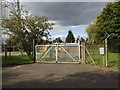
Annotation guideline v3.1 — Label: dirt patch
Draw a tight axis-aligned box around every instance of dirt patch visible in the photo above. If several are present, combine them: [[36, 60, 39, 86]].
[[2, 63, 119, 88]]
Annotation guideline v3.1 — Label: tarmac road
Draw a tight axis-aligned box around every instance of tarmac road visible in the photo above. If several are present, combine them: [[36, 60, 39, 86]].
[[2, 63, 119, 88]]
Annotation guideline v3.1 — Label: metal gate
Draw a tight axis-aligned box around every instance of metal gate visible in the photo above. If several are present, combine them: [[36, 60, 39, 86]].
[[35, 43, 85, 64]]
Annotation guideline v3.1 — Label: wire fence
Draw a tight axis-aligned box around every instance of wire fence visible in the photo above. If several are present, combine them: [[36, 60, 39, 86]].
[[85, 39, 119, 69]]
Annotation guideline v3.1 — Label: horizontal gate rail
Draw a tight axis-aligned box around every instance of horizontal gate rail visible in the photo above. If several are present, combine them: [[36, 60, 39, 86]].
[[35, 43, 84, 64]]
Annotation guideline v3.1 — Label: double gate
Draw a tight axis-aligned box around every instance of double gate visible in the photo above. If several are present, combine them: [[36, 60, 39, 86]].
[[35, 43, 86, 64]]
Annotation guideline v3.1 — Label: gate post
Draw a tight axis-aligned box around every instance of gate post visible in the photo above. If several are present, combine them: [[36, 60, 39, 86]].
[[81, 42, 85, 64], [55, 43, 58, 63], [78, 36, 81, 63], [33, 39, 36, 63]]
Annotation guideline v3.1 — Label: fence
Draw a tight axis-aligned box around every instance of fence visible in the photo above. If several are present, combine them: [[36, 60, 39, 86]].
[[85, 39, 119, 69]]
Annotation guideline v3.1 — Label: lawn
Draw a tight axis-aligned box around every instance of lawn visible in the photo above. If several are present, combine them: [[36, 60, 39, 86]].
[[2, 55, 34, 66], [86, 44, 119, 69]]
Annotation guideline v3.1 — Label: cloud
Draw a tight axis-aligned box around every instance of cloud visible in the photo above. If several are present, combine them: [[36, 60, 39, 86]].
[[19, 2, 106, 41], [21, 2, 107, 26]]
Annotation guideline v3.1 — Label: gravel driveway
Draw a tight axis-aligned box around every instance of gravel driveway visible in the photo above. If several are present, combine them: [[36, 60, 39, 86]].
[[2, 63, 119, 88]]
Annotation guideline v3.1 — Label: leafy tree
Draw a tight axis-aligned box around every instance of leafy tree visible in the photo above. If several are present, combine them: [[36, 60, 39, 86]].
[[86, 2, 120, 52], [96, 2, 120, 40], [65, 30, 75, 43], [2, 7, 55, 59], [86, 2, 120, 42], [86, 20, 100, 44], [53, 37, 63, 43], [5, 36, 17, 46]]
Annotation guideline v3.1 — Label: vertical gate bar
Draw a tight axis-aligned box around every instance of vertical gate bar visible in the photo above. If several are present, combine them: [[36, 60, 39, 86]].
[[35, 45, 37, 61], [81, 43, 83, 63], [33, 39, 36, 63], [78, 40, 81, 63], [105, 39, 108, 67], [83, 43, 86, 64], [55, 44, 58, 63]]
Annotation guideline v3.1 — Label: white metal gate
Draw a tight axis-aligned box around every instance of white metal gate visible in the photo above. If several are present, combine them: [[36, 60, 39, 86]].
[[35, 43, 84, 63]]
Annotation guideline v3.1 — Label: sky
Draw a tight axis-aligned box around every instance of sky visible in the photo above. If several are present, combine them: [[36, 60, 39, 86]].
[[2, 1, 108, 42], [20, 2, 107, 41]]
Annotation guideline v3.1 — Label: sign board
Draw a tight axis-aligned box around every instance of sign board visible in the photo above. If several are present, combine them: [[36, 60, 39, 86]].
[[99, 47, 105, 54]]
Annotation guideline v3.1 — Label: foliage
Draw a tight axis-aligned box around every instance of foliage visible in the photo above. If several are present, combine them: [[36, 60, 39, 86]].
[[86, 20, 100, 43], [96, 2, 120, 40], [86, 2, 120, 42], [86, 2, 120, 52], [65, 30, 75, 43], [5, 36, 17, 45], [2, 7, 55, 60], [53, 37, 63, 43]]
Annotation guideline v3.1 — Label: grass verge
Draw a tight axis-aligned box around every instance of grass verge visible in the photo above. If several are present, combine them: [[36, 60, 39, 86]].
[[86, 44, 119, 70], [2, 55, 34, 67]]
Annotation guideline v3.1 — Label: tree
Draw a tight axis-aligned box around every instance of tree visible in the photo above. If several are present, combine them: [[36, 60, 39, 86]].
[[95, 2, 120, 40], [2, 7, 55, 60], [65, 30, 75, 43], [86, 2, 120, 42], [86, 2, 120, 52], [86, 20, 100, 44], [53, 37, 63, 43]]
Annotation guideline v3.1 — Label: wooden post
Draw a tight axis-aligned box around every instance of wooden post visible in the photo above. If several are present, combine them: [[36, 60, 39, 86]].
[[5, 44, 7, 59], [55, 43, 58, 63], [78, 37, 81, 63], [81, 42, 85, 64], [103, 54, 105, 66], [81, 43, 84, 63], [83, 43, 86, 64], [105, 39, 108, 67], [9, 45, 11, 58], [33, 39, 36, 63]]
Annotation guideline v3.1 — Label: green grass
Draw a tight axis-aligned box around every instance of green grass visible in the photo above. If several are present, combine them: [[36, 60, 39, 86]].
[[86, 44, 119, 69], [2, 55, 34, 66]]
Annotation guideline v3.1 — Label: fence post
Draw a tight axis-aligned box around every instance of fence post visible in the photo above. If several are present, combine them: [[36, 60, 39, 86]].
[[81, 42, 85, 64], [55, 43, 58, 63], [81, 43, 83, 63], [78, 37, 81, 63], [83, 42, 86, 64], [33, 39, 36, 63], [5, 44, 7, 59], [105, 38, 108, 67], [102, 54, 105, 66]]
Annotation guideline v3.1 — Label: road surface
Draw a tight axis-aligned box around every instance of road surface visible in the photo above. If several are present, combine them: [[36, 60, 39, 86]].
[[2, 63, 119, 88]]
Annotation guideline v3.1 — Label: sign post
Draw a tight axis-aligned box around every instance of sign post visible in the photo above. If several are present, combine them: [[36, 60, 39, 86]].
[[99, 47, 105, 66]]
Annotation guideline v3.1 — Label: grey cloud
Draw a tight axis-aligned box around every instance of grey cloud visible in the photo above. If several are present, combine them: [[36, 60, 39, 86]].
[[21, 2, 106, 26]]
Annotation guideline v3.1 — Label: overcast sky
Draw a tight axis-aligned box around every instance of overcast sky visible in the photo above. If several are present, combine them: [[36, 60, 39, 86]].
[[21, 2, 107, 41]]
